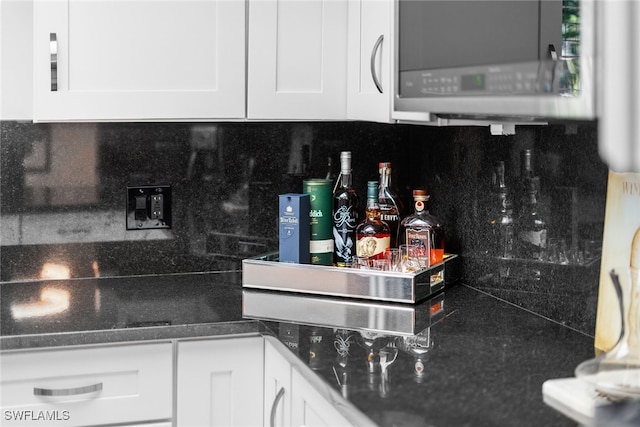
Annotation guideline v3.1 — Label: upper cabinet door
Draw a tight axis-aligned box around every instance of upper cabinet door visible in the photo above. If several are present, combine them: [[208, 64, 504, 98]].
[[346, 0, 393, 123], [33, 0, 246, 122], [247, 0, 348, 120]]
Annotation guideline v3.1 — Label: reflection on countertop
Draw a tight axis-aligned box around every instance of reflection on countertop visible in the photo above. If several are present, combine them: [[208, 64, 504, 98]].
[[0, 272, 593, 426]]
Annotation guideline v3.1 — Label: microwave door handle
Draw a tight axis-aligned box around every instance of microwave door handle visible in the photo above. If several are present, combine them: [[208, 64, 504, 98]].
[[370, 34, 384, 94]]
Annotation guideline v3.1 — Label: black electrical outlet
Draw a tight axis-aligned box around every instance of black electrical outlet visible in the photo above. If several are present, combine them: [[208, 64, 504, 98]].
[[126, 185, 172, 230]]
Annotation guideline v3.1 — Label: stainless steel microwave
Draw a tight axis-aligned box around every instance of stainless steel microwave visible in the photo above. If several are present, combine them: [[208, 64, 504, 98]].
[[393, 0, 596, 123]]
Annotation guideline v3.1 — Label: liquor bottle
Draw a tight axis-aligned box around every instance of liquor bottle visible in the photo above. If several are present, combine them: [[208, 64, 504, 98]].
[[308, 327, 325, 371], [486, 161, 514, 258], [333, 329, 354, 398], [332, 152, 359, 267], [398, 328, 433, 384], [356, 181, 391, 261], [516, 176, 547, 259], [517, 148, 535, 215], [378, 162, 404, 248], [399, 189, 445, 267]]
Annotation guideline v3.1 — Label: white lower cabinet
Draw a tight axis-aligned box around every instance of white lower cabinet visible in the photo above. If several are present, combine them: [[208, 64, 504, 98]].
[[290, 367, 353, 427], [176, 336, 264, 427], [0, 342, 173, 427], [1, 334, 367, 427], [264, 336, 361, 427], [264, 337, 292, 427]]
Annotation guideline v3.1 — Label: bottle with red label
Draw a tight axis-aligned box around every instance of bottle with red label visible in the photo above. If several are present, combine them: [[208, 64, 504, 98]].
[[399, 189, 445, 267]]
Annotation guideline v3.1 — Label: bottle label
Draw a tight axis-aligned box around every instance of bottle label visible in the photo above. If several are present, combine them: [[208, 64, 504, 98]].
[[380, 213, 399, 222], [334, 231, 355, 265], [406, 229, 431, 267], [333, 205, 357, 265], [310, 239, 334, 266], [333, 205, 357, 230], [356, 236, 390, 258], [310, 239, 334, 253], [518, 230, 547, 247]]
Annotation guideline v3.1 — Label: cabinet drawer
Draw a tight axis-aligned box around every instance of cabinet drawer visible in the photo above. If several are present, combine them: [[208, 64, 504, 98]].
[[1, 342, 172, 427]]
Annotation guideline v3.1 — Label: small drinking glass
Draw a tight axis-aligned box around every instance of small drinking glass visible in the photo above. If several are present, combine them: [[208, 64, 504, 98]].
[[372, 259, 389, 271], [385, 248, 401, 272], [354, 255, 372, 270], [548, 238, 569, 265], [399, 244, 420, 273]]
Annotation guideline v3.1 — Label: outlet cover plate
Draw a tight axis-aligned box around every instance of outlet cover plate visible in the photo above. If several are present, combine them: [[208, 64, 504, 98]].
[[126, 185, 172, 230]]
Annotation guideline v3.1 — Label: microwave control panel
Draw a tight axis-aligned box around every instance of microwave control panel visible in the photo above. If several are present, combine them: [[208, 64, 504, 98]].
[[400, 61, 556, 97]]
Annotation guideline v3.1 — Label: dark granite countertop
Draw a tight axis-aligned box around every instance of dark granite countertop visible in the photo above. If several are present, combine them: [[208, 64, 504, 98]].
[[0, 271, 594, 426]]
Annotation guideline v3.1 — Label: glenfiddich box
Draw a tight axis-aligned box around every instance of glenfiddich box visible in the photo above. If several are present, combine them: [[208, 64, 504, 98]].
[[279, 194, 310, 264]]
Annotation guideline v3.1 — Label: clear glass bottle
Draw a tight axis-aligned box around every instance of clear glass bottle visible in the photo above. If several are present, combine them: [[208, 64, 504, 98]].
[[486, 161, 514, 258], [399, 189, 445, 267], [378, 162, 404, 248], [516, 176, 547, 260], [332, 151, 359, 267], [356, 181, 391, 261], [517, 148, 535, 216]]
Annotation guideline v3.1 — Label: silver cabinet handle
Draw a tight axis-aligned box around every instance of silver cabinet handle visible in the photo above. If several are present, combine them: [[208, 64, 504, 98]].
[[50, 33, 58, 91], [269, 386, 285, 427], [370, 34, 384, 94], [34, 382, 103, 397]]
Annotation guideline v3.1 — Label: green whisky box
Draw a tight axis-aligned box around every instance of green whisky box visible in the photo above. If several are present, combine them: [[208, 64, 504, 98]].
[[303, 179, 333, 266]]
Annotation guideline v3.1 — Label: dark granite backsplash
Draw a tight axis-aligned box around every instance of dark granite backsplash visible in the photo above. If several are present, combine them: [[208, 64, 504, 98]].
[[0, 120, 607, 334]]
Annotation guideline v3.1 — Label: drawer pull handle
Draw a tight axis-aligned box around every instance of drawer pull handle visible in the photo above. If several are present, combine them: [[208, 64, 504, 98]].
[[270, 386, 285, 427], [34, 382, 103, 397], [50, 33, 58, 92]]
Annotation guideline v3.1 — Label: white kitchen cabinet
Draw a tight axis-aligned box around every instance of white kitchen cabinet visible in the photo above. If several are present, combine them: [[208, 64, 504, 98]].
[[290, 366, 354, 427], [176, 336, 264, 427], [264, 336, 292, 427], [247, 0, 348, 120], [32, 0, 245, 121], [264, 336, 371, 427], [1, 0, 33, 119], [0, 342, 173, 427], [346, 0, 393, 123]]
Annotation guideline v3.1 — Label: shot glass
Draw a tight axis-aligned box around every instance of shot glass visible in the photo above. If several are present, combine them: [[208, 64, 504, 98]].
[[354, 255, 372, 270], [399, 244, 420, 273], [372, 259, 390, 271], [385, 248, 401, 272]]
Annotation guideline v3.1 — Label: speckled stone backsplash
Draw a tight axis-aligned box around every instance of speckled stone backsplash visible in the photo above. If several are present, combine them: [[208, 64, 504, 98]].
[[0, 120, 606, 334]]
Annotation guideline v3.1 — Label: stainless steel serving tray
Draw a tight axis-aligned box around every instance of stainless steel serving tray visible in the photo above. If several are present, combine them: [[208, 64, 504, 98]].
[[242, 289, 445, 336], [242, 253, 458, 304]]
